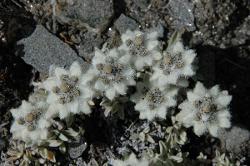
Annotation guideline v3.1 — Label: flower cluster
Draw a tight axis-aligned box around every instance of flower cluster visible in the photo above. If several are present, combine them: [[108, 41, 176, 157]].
[[176, 82, 232, 137], [8, 29, 234, 165]]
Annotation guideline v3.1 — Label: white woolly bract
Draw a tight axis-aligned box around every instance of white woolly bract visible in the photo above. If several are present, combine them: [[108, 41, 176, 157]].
[[10, 100, 50, 145], [90, 48, 136, 100], [176, 82, 232, 137], [118, 30, 162, 70], [110, 153, 149, 166], [150, 41, 196, 88], [132, 84, 178, 121], [38, 61, 94, 119]]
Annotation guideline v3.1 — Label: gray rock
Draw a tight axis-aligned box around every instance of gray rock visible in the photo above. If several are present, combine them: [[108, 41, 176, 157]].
[[78, 31, 104, 62], [57, 0, 114, 30], [167, 0, 195, 31], [114, 14, 139, 34], [68, 142, 87, 159], [17, 25, 84, 73], [218, 126, 250, 158]]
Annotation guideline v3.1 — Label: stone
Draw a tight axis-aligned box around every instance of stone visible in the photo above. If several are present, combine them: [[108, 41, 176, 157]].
[[218, 126, 250, 158], [114, 14, 139, 34], [78, 31, 104, 62], [68, 142, 87, 159], [17, 25, 85, 73], [57, 0, 114, 31], [167, 0, 195, 31]]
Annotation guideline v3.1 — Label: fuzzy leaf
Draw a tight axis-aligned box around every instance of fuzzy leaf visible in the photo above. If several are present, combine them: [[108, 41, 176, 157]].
[[48, 140, 63, 147]]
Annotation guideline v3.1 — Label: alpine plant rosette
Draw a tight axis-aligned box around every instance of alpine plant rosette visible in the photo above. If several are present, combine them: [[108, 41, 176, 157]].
[[150, 38, 196, 88], [87, 48, 136, 100], [132, 82, 178, 121], [176, 82, 232, 137], [37, 61, 94, 119], [119, 30, 163, 70], [7, 29, 236, 165], [10, 100, 51, 145]]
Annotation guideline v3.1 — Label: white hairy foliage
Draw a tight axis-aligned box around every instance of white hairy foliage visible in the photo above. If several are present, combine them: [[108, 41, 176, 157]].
[[176, 82, 232, 137], [150, 39, 196, 88], [132, 82, 178, 121], [119, 30, 163, 70], [110, 153, 149, 166], [38, 61, 94, 119], [10, 100, 51, 145], [88, 48, 136, 100]]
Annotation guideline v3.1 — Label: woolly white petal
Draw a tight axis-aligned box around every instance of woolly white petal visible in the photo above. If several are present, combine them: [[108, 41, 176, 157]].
[[209, 85, 220, 96], [105, 87, 116, 100], [208, 124, 219, 137], [94, 80, 107, 91], [218, 117, 231, 128], [183, 50, 196, 64], [156, 106, 167, 119], [147, 40, 158, 50], [80, 69, 97, 85], [217, 110, 231, 118], [135, 100, 149, 111], [118, 54, 131, 65], [171, 41, 184, 54], [54, 67, 68, 80], [67, 100, 79, 114], [182, 65, 194, 76], [215, 93, 232, 108], [46, 93, 59, 104], [92, 48, 106, 66], [114, 83, 127, 95], [187, 91, 200, 102], [80, 101, 91, 114], [121, 30, 134, 42], [58, 105, 70, 119], [193, 82, 206, 96], [69, 61, 82, 77], [42, 78, 58, 91], [193, 121, 206, 136]]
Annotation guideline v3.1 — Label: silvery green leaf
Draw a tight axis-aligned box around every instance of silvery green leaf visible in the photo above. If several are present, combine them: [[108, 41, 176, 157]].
[[167, 31, 182, 47], [146, 135, 155, 144], [47, 140, 63, 147], [64, 128, 79, 137], [139, 132, 145, 142], [59, 133, 69, 142]]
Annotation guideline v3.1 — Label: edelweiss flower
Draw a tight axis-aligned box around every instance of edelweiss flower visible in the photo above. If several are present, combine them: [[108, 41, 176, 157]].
[[38, 61, 94, 119], [10, 100, 50, 145], [150, 40, 196, 88], [89, 48, 136, 100], [132, 83, 178, 121], [119, 30, 162, 70], [110, 153, 149, 166], [176, 82, 232, 137]]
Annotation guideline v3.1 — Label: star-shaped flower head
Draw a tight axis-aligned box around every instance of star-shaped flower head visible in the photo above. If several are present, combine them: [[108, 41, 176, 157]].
[[10, 100, 51, 145], [132, 82, 178, 121], [90, 48, 136, 100], [38, 61, 94, 119], [176, 82, 232, 137], [119, 30, 162, 70], [150, 32, 196, 88], [110, 153, 149, 166]]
